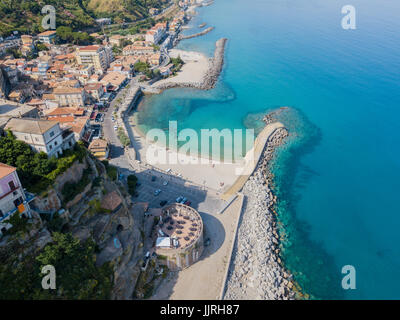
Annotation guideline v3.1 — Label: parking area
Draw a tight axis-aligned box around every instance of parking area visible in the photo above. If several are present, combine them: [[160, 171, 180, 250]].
[[118, 164, 224, 214]]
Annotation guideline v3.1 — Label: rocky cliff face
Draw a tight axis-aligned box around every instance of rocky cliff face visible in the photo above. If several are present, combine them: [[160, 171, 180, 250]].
[[26, 155, 145, 299], [0, 68, 9, 98]]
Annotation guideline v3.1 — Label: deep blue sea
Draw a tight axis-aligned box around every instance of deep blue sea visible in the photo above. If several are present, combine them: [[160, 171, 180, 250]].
[[135, 0, 400, 299]]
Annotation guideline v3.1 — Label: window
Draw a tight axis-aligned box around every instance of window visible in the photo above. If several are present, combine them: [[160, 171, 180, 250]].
[[25, 136, 28, 140], [49, 145, 53, 150], [50, 131, 55, 137], [14, 197, 23, 207], [8, 180, 16, 191], [54, 141, 58, 146], [35, 137, 39, 142]]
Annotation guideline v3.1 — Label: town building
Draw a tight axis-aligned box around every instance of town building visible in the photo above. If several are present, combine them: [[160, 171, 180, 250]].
[[122, 45, 154, 56], [45, 107, 85, 119], [145, 23, 167, 44], [20, 35, 34, 56], [0, 38, 21, 55], [101, 190, 123, 213], [0, 99, 39, 119], [38, 30, 57, 44], [100, 72, 127, 91], [52, 87, 88, 107], [4, 118, 75, 157], [88, 138, 109, 160], [84, 83, 104, 101], [0, 163, 33, 236], [155, 203, 204, 271], [75, 45, 113, 74], [109, 35, 125, 47]]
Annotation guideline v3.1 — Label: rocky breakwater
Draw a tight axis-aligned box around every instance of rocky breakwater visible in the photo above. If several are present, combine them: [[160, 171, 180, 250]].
[[156, 38, 227, 91], [178, 26, 215, 40], [224, 117, 298, 300]]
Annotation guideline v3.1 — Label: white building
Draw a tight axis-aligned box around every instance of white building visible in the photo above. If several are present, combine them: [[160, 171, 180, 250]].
[[4, 118, 75, 157], [145, 23, 167, 44]]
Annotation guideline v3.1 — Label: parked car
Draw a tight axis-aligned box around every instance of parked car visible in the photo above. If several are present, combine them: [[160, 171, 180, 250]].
[[113, 125, 118, 131], [180, 197, 187, 204], [163, 181, 168, 186], [154, 189, 161, 196], [176, 196, 183, 203], [160, 200, 168, 207], [184, 200, 191, 206]]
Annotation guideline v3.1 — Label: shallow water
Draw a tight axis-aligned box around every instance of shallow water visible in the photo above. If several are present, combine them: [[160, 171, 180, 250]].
[[135, 0, 400, 299]]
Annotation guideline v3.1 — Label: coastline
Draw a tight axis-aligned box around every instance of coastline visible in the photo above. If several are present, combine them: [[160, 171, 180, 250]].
[[127, 110, 248, 192], [224, 111, 300, 300], [151, 38, 228, 92], [124, 3, 300, 300]]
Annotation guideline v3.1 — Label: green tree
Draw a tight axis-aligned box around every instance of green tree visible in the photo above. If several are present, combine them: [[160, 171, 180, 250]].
[[127, 174, 138, 196]]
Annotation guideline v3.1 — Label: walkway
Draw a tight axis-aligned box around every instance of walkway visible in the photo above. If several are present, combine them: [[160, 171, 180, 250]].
[[221, 122, 284, 201]]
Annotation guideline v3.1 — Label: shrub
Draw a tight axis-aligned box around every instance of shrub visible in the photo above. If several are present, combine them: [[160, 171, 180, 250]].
[[61, 167, 92, 203], [0, 133, 87, 194], [127, 174, 138, 196]]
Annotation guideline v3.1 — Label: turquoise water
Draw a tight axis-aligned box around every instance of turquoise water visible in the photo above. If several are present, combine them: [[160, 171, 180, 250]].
[[135, 0, 400, 299]]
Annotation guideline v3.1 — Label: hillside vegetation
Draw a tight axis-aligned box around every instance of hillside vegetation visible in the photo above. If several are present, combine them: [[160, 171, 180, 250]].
[[0, 0, 170, 37]]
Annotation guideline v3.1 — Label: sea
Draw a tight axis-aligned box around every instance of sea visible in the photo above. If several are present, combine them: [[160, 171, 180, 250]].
[[134, 0, 400, 299]]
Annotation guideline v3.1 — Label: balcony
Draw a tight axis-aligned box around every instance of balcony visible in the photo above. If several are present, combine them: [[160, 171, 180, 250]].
[[0, 191, 35, 223], [0, 206, 18, 223]]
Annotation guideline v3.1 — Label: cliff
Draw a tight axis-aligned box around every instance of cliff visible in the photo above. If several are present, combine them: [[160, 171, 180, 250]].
[[1, 153, 145, 299]]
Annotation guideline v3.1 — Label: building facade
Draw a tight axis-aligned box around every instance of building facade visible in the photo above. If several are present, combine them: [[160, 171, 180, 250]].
[[155, 203, 204, 271], [38, 30, 57, 44], [0, 163, 32, 236], [53, 87, 87, 107], [4, 118, 75, 157], [76, 45, 113, 74]]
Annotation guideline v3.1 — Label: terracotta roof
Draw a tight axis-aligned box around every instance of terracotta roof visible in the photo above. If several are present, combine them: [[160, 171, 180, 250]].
[[123, 45, 153, 51], [53, 87, 84, 95], [5, 118, 58, 135], [100, 72, 127, 86], [84, 83, 103, 90], [43, 93, 56, 100], [47, 107, 84, 117], [47, 115, 75, 122], [101, 191, 122, 212], [0, 162, 16, 180], [79, 45, 100, 51], [89, 138, 108, 151], [38, 30, 57, 37]]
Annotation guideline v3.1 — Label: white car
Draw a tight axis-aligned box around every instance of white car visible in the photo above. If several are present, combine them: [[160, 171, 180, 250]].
[[154, 189, 161, 196], [163, 181, 168, 186], [113, 125, 118, 130]]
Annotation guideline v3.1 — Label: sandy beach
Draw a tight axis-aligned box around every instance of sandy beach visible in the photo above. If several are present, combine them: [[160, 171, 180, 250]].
[[153, 49, 211, 90], [126, 113, 245, 192]]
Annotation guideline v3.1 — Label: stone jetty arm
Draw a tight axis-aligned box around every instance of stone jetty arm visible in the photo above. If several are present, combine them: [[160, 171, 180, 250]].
[[156, 38, 228, 91]]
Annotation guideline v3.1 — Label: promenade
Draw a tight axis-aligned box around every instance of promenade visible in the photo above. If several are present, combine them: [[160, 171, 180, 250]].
[[221, 122, 284, 200]]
